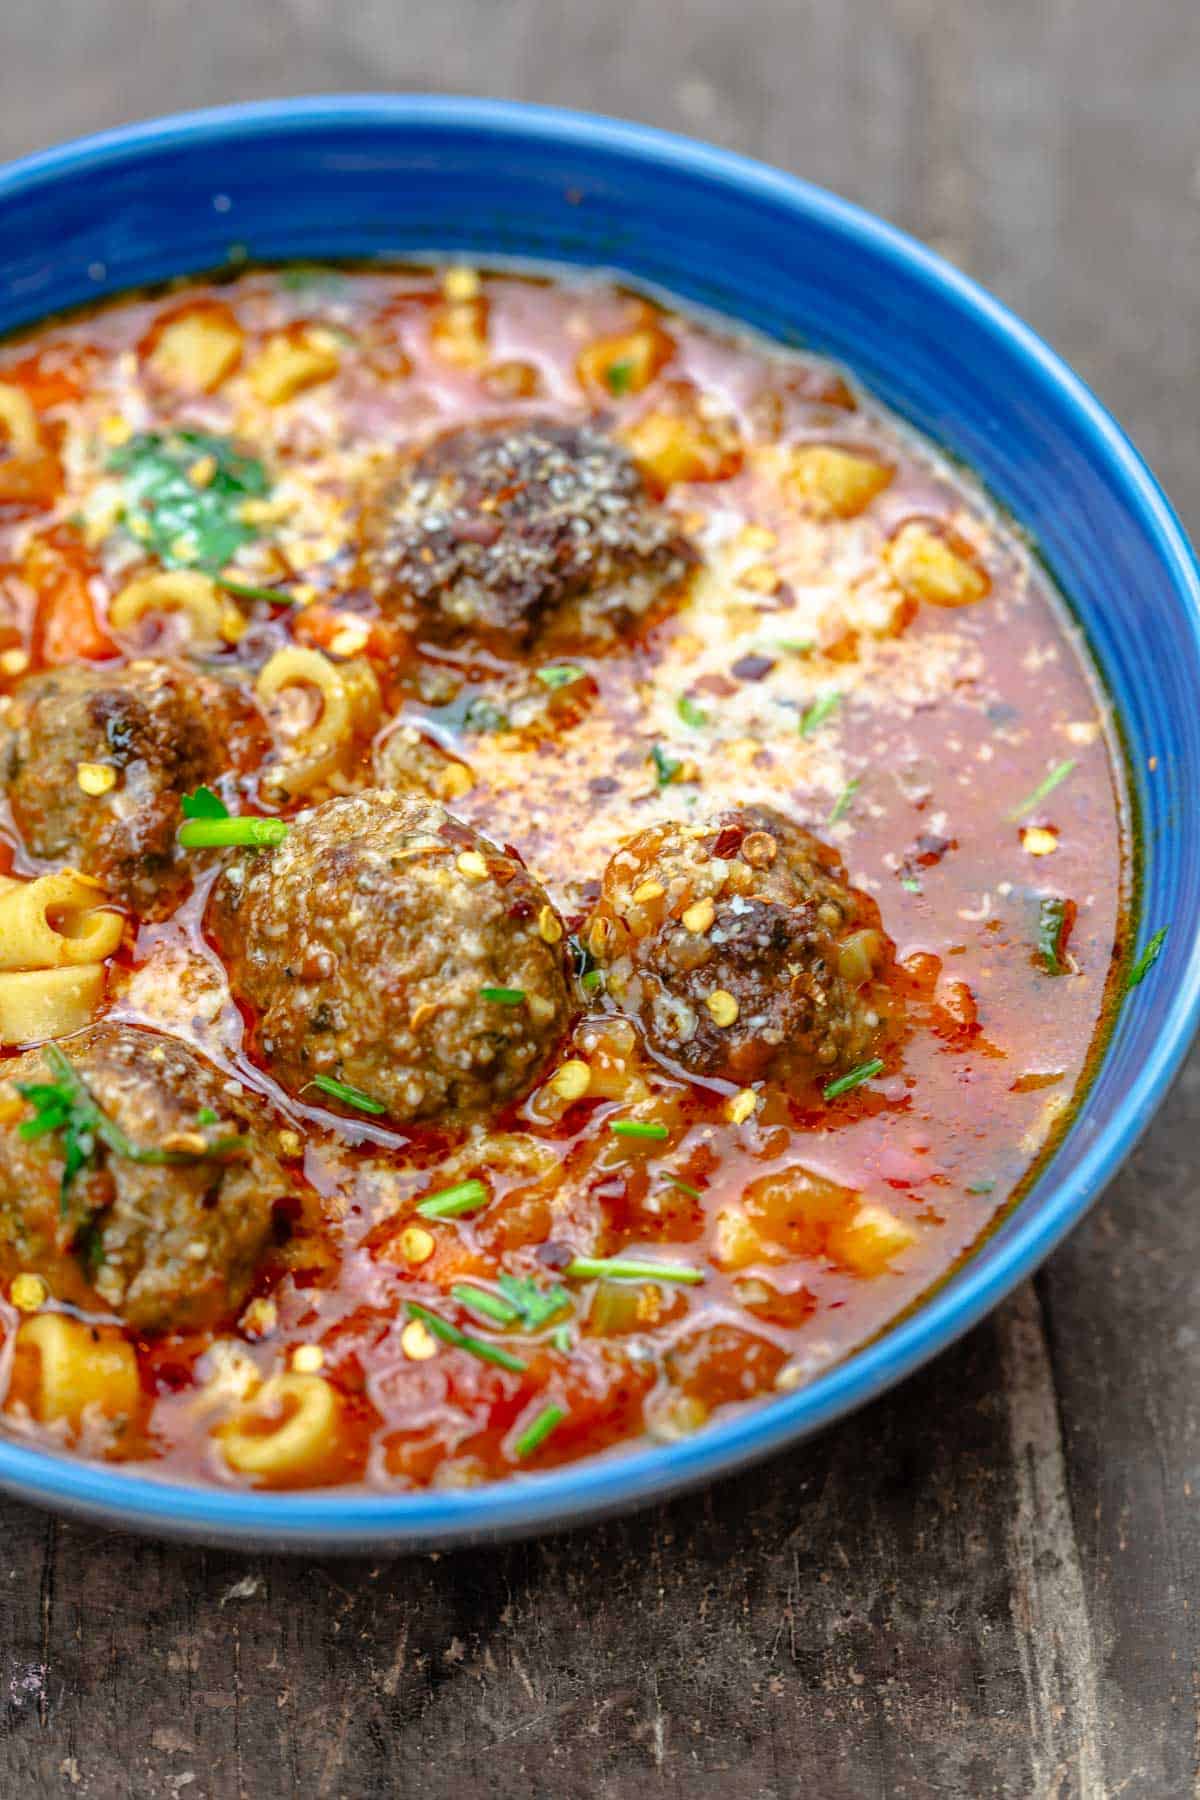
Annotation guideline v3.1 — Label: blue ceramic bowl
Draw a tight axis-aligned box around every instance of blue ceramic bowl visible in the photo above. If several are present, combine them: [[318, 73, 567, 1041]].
[[0, 97, 1196, 1551]]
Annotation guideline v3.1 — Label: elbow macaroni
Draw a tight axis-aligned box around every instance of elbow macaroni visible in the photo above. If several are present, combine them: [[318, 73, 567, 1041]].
[[0, 869, 121, 1044], [217, 1371, 346, 1486], [257, 645, 380, 796], [109, 570, 231, 649], [8, 1312, 140, 1434], [0, 382, 42, 456]]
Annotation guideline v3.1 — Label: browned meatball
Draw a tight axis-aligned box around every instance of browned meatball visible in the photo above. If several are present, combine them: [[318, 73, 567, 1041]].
[[363, 419, 693, 650], [3, 658, 255, 918], [0, 1024, 288, 1331], [211, 792, 575, 1124], [587, 806, 892, 1086]]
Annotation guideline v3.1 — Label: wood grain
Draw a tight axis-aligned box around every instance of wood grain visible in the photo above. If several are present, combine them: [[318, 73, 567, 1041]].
[[0, 1, 1197, 1793]]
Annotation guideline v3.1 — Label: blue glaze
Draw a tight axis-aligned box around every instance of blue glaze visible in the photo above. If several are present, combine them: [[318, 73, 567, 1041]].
[[0, 97, 1196, 1551]]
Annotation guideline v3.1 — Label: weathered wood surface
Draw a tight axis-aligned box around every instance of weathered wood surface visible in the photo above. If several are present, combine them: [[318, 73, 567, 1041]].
[[1, 1, 1199, 1793]]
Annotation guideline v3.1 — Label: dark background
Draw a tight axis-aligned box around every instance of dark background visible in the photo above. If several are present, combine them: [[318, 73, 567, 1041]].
[[2, 3, 1199, 1795]]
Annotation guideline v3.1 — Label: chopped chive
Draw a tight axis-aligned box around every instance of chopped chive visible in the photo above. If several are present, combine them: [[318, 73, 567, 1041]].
[[799, 691, 842, 737], [676, 693, 708, 729], [196, 1106, 218, 1127], [966, 1178, 996, 1195], [215, 575, 294, 605], [451, 1282, 520, 1327], [823, 1057, 885, 1102], [664, 1175, 702, 1200], [552, 1324, 573, 1354], [604, 359, 635, 396], [497, 1274, 570, 1330], [513, 1401, 566, 1459], [1037, 896, 1072, 976], [828, 778, 861, 825], [536, 664, 585, 690], [774, 638, 815, 655], [650, 743, 683, 787], [479, 985, 526, 1006], [177, 816, 289, 849], [565, 1255, 704, 1285], [305, 1074, 387, 1116], [180, 785, 229, 822], [1125, 925, 1168, 991], [1006, 759, 1076, 822], [416, 1177, 489, 1220], [580, 969, 605, 995], [406, 1301, 527, 1372], [608, 1119, 670, 1141]]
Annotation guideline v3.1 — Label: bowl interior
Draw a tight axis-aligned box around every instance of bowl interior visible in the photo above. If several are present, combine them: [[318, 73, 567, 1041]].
[[0, 97, 1197, 1547]]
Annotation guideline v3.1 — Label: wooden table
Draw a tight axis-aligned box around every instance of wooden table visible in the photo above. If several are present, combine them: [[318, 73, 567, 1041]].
[[1, 2, 1197, 1793]]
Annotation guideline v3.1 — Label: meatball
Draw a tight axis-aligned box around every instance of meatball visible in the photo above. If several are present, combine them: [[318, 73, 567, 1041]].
[[3, 658, 253, 917], [211, 791, 575, 1124], [0, 1023, 287, 1331], [587, 806, 891, 1086], [363, 419, 693, 650]]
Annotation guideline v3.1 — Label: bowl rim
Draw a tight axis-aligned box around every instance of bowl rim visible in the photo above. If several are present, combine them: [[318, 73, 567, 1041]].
[[1, 92, 1198, 1548]]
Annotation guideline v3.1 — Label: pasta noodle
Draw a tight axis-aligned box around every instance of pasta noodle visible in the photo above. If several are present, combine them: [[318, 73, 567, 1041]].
[[0, 965, 104, 1044], [257, 646, 380, 796], [0, 381, 41, 455], [109, 570, 228, 648], [217, 1372, 346, 1486], [0, 869, 123, 970], [8, 1312, 140, 1433]]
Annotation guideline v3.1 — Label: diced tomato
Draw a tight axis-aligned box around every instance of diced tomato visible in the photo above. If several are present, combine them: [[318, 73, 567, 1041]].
[[24, 530, 117, 664]]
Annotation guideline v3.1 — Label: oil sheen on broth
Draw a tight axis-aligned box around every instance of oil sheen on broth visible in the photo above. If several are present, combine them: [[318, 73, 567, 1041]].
[[0, 265, 1126, 1489]]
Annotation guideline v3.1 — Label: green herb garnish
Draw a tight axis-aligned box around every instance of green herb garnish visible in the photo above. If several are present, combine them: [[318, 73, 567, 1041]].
[[664, 1175, 702, 1200], [180, 785, 230, 822], [799, 691, 842, 737], [822, 1057, 885, 1102], [405, 1302, 527, 1373], [1006, 759, 1076, 822], [462, 696, 509, 734], [177, 816, 289, 849], [604, 360, 635, 396], [676, 694, 708, 730], [580, 969, 605, 995], [828, 779, 860, 825], [608, 1119, 670, 1141], [450, 1283, 520, 1327], [305, 1074, 387, 1116], [497, 1274, 571, 1331], [416, 1178, 489, 1220], [900, 874, 922, 894], [215, 575, 294, 605], [552, 1324, 573, 1354], [513, 1401, 566, 1459], [1037, 896, 1072, 975], [565, 1255, 704, 1285], [1126, 925, 1168, 991], [774, 638, 815, 655], [16, 1043, 247, 1212], [966, 1178, 996, 1195], [536, 664, 585, 691], [650, 744, 683, 787], [480, 986, 526, 1006], [108, 430, 269, 571], [196, 1106, 218, 1127]]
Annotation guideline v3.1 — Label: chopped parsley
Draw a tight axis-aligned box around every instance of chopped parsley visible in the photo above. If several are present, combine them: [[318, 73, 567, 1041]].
[[454, 1275, 570, 1332], [536, 664, 585, 691], [604, 359, 635, 396], [16, 1042, 246, 1213], [900, 874, 923, 894], [676, 693, 708, 730], [108, 430, 269, 571], [1126, 925, 1168, 991], [1036, 896, 1072, 976], [405, 1301, 527, 1373], [1006, 759, 1076, 823], [650, 744, 683, 787], [828, 779, 861, 825], [822, 1057, 885, 1102], [480, 986, 526, 1006], [512, 1401, 567, 1459], [305, 1074, 387, 1116], [461, 695, 510, 734], [799, 691, 842, 737], [180, 785, 229, 822]]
